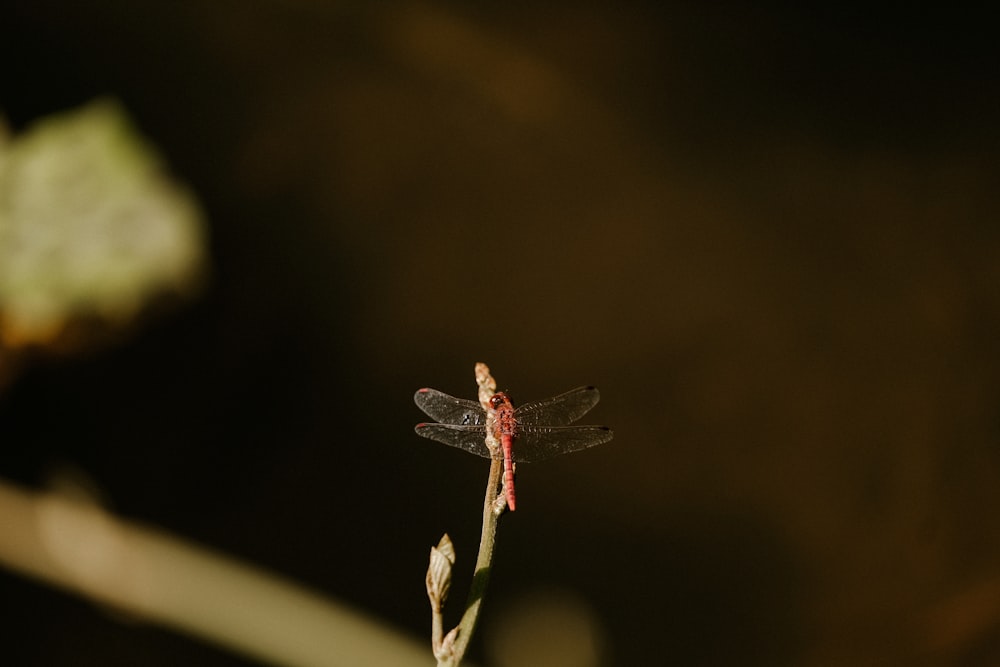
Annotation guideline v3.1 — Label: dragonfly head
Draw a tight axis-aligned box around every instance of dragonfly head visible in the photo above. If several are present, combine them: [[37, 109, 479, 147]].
[[489, 392, 510, 409]]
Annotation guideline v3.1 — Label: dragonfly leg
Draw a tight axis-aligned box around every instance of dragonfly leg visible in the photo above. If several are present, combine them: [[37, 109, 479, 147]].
[[492, 492, 508, 515]]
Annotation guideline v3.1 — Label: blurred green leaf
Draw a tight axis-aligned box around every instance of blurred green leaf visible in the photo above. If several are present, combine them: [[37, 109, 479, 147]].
[[0, 99, 207, 348]]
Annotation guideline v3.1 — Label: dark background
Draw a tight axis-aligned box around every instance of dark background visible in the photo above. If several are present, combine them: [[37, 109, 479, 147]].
[[3, 2, 999, 665]]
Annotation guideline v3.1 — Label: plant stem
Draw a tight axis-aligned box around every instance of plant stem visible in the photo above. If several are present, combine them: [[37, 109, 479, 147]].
[[431, 362, 505, 667], [446, 457, 504, 664], [0, 480, 430, 667]]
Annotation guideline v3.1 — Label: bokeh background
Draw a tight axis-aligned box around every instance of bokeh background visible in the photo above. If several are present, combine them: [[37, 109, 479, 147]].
[[3, 2, 999, 665]]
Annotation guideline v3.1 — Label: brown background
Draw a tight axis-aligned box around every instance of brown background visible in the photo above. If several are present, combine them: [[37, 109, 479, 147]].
[[2, 2, 999, 665]]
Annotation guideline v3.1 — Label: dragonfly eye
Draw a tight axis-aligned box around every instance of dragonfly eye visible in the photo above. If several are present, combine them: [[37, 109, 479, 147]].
[[489, 394, 506, 409]]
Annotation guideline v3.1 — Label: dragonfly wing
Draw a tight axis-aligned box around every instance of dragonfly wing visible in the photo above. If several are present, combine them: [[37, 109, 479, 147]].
[[414, 388, 487, 426], [511, 425, 613, 462], [514, 386, 601, 426], [414, 423, 493, 459]]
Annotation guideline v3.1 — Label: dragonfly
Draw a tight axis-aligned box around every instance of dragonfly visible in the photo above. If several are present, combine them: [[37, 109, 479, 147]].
[[413, 385, 613, 511]]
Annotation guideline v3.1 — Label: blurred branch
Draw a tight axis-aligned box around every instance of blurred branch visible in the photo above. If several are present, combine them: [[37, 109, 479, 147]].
[[0, 479, 430, 667]]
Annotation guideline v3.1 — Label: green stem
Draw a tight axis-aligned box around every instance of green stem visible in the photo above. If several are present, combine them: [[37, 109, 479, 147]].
[[441, 457, 504, 666]]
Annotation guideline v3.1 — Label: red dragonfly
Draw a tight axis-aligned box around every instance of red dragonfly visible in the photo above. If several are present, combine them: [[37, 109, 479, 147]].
[[414, 386, 613, 511]]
